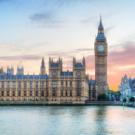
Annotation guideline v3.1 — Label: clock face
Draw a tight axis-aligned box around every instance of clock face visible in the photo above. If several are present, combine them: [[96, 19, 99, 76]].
[[97, 45, 104, 53]]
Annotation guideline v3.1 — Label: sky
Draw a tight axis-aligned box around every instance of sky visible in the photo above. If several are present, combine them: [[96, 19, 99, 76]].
[[0, 0, 135, 91]]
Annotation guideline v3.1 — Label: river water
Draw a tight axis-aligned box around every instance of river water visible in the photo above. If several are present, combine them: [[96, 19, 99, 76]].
[[0, 106, 134, 135]]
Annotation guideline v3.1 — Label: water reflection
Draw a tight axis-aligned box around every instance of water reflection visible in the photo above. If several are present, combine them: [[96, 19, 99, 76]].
[[0, 106, 134, 135], [94, 106, 108, 135]]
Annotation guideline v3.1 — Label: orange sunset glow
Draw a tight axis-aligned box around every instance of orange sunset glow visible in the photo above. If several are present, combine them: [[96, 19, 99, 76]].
[[0, 0, 135, 91]]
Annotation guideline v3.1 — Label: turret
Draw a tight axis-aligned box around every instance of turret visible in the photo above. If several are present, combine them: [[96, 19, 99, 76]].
[[7, 66, 14, 75], [0, 67, 4, 74], [73, 57, 86, 78], [40, 57, 46, 75], [17, 66, 24, 75], [96, 16, 106, 42], [49, 57, 62, 78], [82, 57, 86, 71]]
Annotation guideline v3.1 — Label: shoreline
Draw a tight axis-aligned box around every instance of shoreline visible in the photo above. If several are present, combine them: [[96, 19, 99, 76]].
[[0, 101, 133, 107], [0, 101, 122, 106]]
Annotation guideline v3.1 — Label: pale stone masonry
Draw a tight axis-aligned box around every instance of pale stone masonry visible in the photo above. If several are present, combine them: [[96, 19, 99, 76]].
[[0, 57, 89, 104], [95, 17, 108, 96]]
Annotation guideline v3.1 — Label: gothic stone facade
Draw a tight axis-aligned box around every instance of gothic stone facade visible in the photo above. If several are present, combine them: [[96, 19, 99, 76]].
[[95, 18, 108, 96], [0, 57, 89, 104]]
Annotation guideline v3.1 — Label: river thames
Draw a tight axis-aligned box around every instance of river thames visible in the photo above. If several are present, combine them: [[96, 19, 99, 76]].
[[0, 106, 134, 135]]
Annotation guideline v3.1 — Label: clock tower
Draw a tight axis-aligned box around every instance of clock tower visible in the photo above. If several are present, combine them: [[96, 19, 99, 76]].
[[95, 17, 108, 96]]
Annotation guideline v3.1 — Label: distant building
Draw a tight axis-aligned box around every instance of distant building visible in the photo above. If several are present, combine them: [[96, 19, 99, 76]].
[[119, 75, 135, 101]]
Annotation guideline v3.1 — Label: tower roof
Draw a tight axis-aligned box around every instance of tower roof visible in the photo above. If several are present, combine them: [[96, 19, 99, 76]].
[[96, 32, 106, 41], [41, 57, 45, 68], [98, 16, 104, 31], [96, 16, 106, 42]]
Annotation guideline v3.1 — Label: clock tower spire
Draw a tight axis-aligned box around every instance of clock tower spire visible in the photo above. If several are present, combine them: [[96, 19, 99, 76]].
[[98, 16, 104, 32], [95, 17, 108, 97]]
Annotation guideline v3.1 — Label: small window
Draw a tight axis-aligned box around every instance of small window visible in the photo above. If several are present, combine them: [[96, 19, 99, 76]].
[[36, 91, 38, 96], [24, 91, 26, 96], [1, 91, 4, 96], [18, 91, 21, 96], [30, 91, 32, 96], [41, 91, 44, 96], [12, 91, 15, 96], [7, 91, 9, 96]]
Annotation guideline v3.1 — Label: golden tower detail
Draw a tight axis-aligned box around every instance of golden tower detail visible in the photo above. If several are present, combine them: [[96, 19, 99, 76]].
[[95, 17, 108, 96]]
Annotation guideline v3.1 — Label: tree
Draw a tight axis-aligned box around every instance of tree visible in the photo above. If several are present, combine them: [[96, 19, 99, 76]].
[[129, 97, 135, 103], [123, 98, 126, 103], [98, 94, 108, 101]]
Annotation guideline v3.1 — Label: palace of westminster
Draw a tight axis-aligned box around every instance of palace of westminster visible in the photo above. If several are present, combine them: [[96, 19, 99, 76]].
[[0, 18, 108, 104]]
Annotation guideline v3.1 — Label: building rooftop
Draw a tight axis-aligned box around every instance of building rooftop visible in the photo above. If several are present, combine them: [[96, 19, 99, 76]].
[[50, 63, 59, 68], [61, 71, 73, 77], [0, 74, 49, 80], [88, 80, 96, 85], [75, 63, 83, 68]]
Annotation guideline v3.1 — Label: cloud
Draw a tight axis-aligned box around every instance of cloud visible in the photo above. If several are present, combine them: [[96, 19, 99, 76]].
[[30, 0, 94, 28], [30, 11, 63, 25], [81, 16, 97, 24], [43, 0, 66, 8], [46, 51, 70, 57], [0, 55, 41, 61], [46, 47, 94, 58], [30, 11, 64, 27], [107, 41, 135, 89], [116, 65, 135, 70], [109, 41, 135, 66], [105, 25, 115, 34], [30, 12, 53, 22], [0, 46, 94, 62], [29, 0, 68, 27], [43, 0, 90, 8], [75, 48, 93, 52]]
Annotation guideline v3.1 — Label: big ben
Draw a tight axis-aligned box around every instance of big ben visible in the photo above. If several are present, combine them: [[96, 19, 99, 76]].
[[95, 17, 108, 96]]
